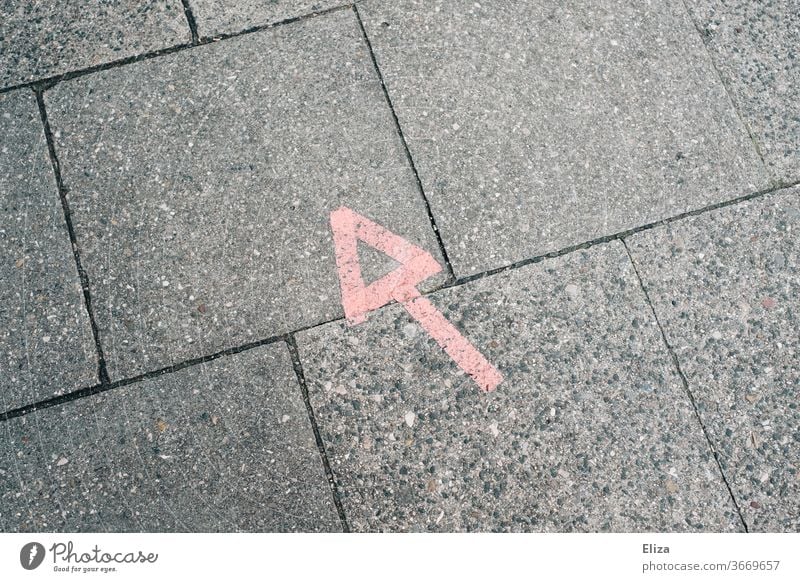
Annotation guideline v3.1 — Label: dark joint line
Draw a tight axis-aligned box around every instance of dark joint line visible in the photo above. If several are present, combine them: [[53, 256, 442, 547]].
[[679, 0, 770, 177], [0, 4, 353, 96], [353, 4, 457, 285], [286, 335, 351, 532], [35, 89, 111, 386], [1, 335, 288, 422], [448, 179, 800, 289], [0, 316, 344, 422], [622, 240, 749, 533], [180, 0, 200, 45]]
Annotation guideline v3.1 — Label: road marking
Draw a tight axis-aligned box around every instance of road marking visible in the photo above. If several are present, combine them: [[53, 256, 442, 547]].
[[330, 206, 502, 392]]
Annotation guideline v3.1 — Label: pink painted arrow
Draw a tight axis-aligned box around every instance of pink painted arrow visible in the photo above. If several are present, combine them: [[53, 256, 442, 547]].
[[330, 206, 502, 392]]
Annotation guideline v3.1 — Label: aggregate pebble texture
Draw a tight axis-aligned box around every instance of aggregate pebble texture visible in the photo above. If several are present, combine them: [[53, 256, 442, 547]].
[[0, 0, 190, 90], [0, 343, 341, 532], [1, 0, 798, 535], [188, 0, 345, 38], [44, 9, 446, 381], [627, 187, 800, 532], [358, 0, 769, 277], [297, 242, 743, 532], [685, 0, 800, 184], [0, 90, 98, 411]]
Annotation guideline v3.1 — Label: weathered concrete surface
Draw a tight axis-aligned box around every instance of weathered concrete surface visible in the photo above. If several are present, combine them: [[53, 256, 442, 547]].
[[189, 0, 345, 38], [298, 242, 742, 532], [0, 90, 98, 411], [359, 0, 768, 276], [686, 0, 800, 184], [45, 10, 445, 380], [0, 1, 190, 89], [0, 343, 341, 532], [628, 187, 800, 531]]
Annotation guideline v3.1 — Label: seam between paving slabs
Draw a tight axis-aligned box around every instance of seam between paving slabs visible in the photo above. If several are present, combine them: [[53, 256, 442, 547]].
[[678, 0, 771, 180], [621, 239, 750, 532], [353, 4, 457, 285], [34, 88, 111, 387], [0, 4, 353, 95], [179, 0, 201, 45], [286, 335, 351, 532], [448, 178, 800, 288], [0, 316, 341, 422], [2, 178, 799, 423]]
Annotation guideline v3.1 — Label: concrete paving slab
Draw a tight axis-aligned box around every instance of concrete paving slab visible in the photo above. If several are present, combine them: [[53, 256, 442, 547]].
[[0, 1, 190, 90], [358, 0, 769, 277], [627, 187, 800, 532], [0, 342, 341, 532], [0, 90, 98, 411], [188, 0, 344, 38], [685, 0, 800, 184], [45, 10, 446, 380], [297, 241, 742, 532]]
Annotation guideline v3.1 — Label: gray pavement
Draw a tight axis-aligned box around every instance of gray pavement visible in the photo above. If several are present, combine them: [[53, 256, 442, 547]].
[[0, 1, 797, 532], [627, 187, 800, 532], [0, 90, 98, 410], [188, 0, 345, 38], [685, 0, 800, 184], [0, 343, 340, 532], [359, 0, 769, 277], [297, 242, 743, 532], [0, 1, 190, 89], [44, 10, 445, 380]]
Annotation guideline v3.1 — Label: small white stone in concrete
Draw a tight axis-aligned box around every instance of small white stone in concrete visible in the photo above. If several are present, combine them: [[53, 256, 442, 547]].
[[404, 411, 416, 428]]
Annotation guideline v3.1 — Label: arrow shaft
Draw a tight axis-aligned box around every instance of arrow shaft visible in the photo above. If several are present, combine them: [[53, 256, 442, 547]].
[[396, 287, 502, 392]]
